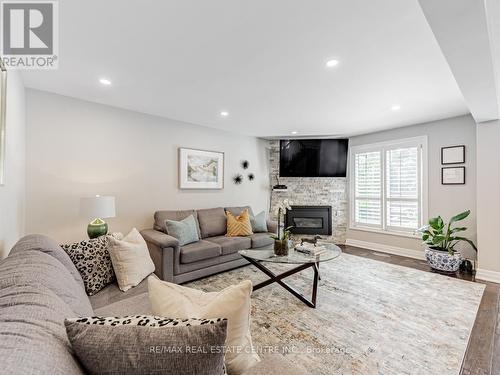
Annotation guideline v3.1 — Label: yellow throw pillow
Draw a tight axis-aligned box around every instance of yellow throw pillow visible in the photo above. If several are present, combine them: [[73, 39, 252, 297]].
[[226, 209, 253, 237]]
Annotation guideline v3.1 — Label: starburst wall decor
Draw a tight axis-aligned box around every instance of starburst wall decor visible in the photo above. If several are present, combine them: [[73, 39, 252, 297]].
[[233, 160, 256, 185], [233, 174, 243, 185]]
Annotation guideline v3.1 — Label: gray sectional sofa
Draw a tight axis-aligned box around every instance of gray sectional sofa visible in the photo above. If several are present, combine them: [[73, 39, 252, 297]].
[[141, 206, 278, 284], [0, 234, 307, 375]]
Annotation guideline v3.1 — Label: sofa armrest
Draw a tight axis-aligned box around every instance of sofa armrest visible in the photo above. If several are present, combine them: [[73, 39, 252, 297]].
[[140, 229, 179, 282], [140, 229, 179, 249], [266, 220, 278, 235]]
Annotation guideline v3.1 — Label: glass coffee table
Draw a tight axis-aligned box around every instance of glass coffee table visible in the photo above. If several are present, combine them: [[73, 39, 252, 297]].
[[238, 242, 342, 308]]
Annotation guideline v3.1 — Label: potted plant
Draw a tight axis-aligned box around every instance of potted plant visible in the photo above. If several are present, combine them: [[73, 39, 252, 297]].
[[271, 199, 293, 256], [417, 210, 477, 272]]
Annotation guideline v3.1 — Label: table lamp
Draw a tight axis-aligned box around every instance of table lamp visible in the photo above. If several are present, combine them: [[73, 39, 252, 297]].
[[80, 195, 116, 239]]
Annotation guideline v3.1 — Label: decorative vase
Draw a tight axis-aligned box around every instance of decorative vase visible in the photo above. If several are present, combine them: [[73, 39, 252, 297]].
[[425, 248, 463, 272], [87, 218, 108, 239], [274, 239, 289, 256]]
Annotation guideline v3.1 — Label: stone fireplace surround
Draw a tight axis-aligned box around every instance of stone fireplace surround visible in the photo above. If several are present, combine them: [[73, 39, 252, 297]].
[[268, 140, 348, 244]]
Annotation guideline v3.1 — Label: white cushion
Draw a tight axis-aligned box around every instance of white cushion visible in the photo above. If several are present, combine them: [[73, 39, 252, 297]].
[[148, 276, 259, 375], [108, 228, 155, 292]]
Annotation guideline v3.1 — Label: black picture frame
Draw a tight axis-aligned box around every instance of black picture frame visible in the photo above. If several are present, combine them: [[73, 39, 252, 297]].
[[441, 166, 465, 185], [441, 145, 465, 165]]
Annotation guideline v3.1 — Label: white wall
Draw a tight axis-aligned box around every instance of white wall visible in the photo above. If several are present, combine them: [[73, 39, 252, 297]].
[[25, 89, 270, 243], [476, 120, 500, 281], [0, 71, 26, 258], [347, 114, 477, 259]]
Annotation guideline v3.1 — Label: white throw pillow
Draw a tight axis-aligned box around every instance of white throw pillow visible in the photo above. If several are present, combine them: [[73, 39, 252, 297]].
[[107, 228, 155, 292], [148, 276, 259, 375]]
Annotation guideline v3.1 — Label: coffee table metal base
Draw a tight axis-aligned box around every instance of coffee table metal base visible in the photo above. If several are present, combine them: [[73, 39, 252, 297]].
[[241, 255, 320, 308]]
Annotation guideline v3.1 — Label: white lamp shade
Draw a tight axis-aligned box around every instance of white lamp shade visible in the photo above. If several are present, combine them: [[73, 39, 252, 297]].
[[80, 196, 116, 219]]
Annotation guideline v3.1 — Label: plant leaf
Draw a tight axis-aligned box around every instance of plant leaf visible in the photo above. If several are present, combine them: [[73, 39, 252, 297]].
[[432, 235, 446, 245], [450, 210, 470, 224], [432, 228, 443, 236], [449, 236, 477, 251], [437, 216, 444, 229], [416, 225, 430, 233], [429, 217, 440, 229], [450, 227, 467, 233]]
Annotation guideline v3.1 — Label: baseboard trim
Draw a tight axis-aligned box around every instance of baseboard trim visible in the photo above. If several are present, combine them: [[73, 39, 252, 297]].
[[475, 268, 500, 284], [345, 239, 425, 260]]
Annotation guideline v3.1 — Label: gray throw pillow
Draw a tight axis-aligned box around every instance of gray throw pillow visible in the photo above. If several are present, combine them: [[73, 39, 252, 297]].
[[65, 316, 227, 375], [165, 215, 200, 246], [250, 211, 268, 233]]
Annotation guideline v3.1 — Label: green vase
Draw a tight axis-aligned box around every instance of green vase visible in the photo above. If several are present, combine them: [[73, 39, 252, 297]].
[[87, 218, 108, 239]]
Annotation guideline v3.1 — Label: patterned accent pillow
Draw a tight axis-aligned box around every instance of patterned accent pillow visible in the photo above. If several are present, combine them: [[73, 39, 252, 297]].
[[65, 316, 228, 375], [225, 209, 253, 237], [67, 316, 226, 327], [61, 236, 116, 296]]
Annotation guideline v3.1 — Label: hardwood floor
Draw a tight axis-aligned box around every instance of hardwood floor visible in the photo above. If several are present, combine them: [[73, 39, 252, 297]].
[[339, 245, 500, 375]]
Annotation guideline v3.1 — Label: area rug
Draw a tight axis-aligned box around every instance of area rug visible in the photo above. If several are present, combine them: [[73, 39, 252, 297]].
[[187, 253, 485, 375]]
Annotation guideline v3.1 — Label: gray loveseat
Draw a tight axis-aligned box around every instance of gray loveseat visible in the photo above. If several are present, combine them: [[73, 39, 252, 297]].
[[141, 206, 277, 284], [0, 234, 307, 375]]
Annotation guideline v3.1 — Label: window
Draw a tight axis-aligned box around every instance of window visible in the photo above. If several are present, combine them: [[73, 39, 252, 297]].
[[350, 136, 427, 236]]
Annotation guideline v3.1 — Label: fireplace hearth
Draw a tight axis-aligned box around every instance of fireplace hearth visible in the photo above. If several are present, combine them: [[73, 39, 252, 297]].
[[285, 206, 332, 235]]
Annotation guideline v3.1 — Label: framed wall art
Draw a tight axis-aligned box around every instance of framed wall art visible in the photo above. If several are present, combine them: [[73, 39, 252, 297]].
[[178, 148, 224, 189], [441, 145, 465, 165], [442, 166, 465, 185]]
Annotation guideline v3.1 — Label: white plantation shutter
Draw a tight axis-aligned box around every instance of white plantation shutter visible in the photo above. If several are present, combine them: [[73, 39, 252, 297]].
[[385, 147, 419, 230], [354, 151, 382, 226], [350, 137, 426, 234]]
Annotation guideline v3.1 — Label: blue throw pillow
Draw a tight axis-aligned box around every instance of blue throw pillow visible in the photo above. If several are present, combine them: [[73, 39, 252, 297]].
[[165, 215, 200, 246], [250, 211, 268, 233]]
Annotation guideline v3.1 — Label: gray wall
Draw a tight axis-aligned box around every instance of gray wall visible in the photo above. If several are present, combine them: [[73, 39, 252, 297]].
[[0, 71, 26, 259], [476, 120, 500, 277], [25, 89, 270, 243], [347, 114, 477, 258]]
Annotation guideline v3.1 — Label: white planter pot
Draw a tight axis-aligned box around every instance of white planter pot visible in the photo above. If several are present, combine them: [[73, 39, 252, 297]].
[[424, 248, 463, 272]]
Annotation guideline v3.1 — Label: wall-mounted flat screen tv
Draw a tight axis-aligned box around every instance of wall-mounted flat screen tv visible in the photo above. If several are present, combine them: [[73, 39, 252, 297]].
[[279, 139, 349, 177]]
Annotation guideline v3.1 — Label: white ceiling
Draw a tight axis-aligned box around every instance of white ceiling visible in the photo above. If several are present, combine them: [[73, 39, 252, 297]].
[[419, 0, 499, 123], [21, 0, 469, 137]]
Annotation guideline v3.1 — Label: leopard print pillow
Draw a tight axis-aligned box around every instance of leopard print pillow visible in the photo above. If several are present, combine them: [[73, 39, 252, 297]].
[[61, 236, 116, 296], [65, 316, 228, 375], [66, 316, 227, 327]]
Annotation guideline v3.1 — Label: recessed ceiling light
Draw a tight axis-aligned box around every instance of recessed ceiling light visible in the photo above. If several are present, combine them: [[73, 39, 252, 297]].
[[391, 105, 401, 111], [291, 131, 298, 135], [220, 111, 229, 117], [99, 78, 112, 86], [325, 59, 339, 68]]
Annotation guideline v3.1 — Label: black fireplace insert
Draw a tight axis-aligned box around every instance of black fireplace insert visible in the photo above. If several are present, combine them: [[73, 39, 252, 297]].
[[285, 205, 332, 235]]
